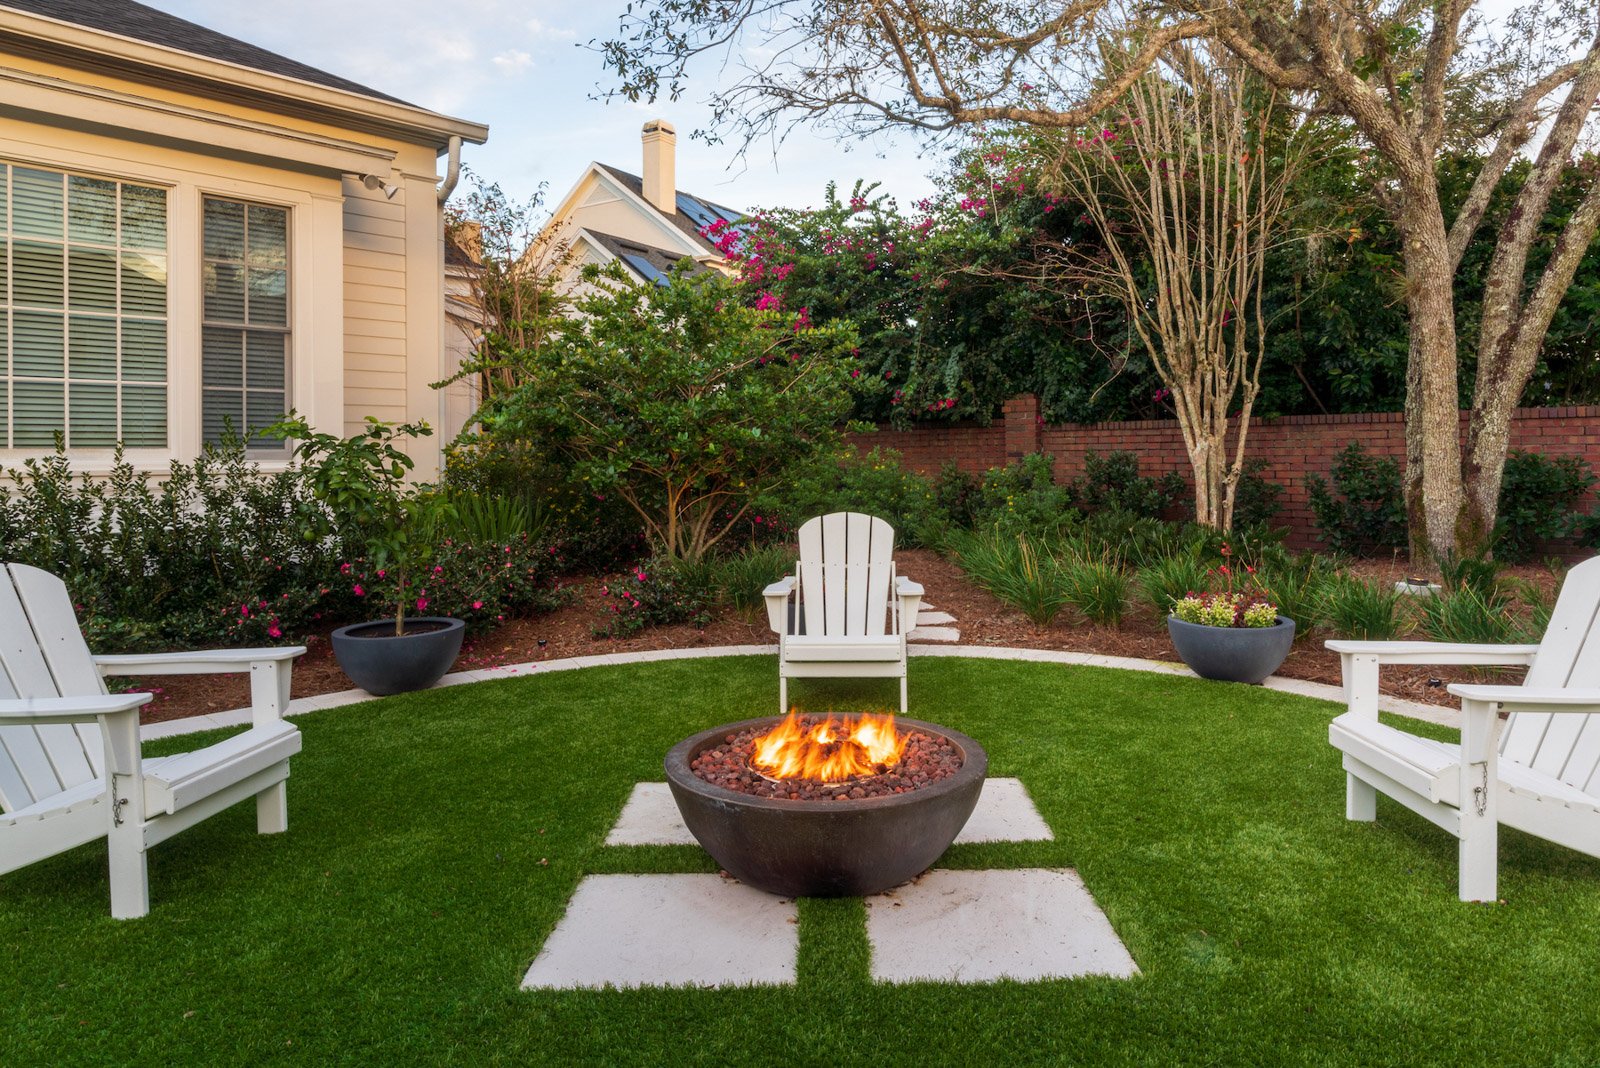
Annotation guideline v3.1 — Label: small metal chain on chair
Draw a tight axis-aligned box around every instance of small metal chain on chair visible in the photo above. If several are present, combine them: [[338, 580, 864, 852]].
[[110, 777, 127, 827], [1473, 763, 1489, 817]]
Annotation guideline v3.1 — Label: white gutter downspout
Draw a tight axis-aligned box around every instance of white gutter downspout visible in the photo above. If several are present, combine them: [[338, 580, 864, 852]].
[[436, 135, 462, 203]]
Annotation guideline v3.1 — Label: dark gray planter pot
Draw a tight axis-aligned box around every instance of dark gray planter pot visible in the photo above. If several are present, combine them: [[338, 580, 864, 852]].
[[665, 716, 987, 897], [1167, 615, 1296, 685], [330, 616, 465, 696]]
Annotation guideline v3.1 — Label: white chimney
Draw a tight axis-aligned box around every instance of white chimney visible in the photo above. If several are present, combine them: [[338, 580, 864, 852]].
[[641, 119, 677, 216]]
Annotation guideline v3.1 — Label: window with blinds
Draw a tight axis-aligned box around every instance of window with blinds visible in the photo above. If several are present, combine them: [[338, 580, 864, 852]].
[[0, 164, 168, 449], [202, 198, 288, 445]]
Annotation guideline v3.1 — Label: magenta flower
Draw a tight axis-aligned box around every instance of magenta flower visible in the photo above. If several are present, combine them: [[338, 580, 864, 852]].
[[353, 584, 365, 597]]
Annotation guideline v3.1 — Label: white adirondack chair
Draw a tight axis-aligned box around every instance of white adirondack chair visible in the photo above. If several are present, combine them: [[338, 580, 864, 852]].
[[1328, 554, 1600, 901], [0, 563, 304, 918], [762, 512, 924, 713]]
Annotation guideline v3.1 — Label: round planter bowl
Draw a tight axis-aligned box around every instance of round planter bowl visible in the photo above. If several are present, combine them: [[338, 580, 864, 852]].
[[665, 716, 987, 898], [330, 616, 466, 696], [1167, 614, 1296, 685]]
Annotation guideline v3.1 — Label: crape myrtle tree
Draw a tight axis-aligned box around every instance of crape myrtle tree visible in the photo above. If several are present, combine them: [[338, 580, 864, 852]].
[[1044, 47, 1317, 531], [477, 264, 865, 562], [602, 0, 1600, 560]]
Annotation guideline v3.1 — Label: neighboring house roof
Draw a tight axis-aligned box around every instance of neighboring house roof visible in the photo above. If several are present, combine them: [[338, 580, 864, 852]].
[[444, 228, 481, 270], [581, 229, 710, 286], [1, 0, 410, 105], [594, 163, 744, 255]]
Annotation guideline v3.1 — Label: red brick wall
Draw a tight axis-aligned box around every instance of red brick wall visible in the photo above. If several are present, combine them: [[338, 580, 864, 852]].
[[848, 400, 1600, 550]]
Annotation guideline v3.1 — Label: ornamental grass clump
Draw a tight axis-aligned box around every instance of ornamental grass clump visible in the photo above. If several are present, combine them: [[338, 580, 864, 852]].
[[1168, 544, 1281, 628]]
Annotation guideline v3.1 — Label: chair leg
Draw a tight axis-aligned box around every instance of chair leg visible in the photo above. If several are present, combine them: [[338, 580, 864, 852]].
[[899, 675, 907, 715], [108, 815, 150, 920], [779, 675, 788, 714], [257, 781, 289, 835], [1458, 813, 1498, 903], [1346, 773, 1376, 821]]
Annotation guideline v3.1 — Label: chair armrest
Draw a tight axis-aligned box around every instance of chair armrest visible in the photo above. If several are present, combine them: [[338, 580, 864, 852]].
[[94, 647, 306, 675], [1323, 640, 1540, 666], [764, 576, 797, 635], [0, 693, 151, 725], [895, 577, 925, 598], [894, 575, 924, 637], [1446, 685, 1600, 712]]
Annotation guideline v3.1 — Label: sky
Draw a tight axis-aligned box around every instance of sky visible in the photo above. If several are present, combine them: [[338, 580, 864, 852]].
[[152, 0, 945, 217]]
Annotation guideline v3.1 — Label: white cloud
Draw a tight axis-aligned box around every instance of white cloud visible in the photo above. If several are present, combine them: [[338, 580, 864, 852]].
[[492, 50, 533, 74], [526, 18, 577, 41]]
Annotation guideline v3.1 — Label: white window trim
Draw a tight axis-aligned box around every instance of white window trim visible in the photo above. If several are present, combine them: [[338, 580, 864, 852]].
[[0, 136, 344, 474]]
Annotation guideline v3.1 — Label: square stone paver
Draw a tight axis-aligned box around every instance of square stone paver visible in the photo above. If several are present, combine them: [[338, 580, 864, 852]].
[[865, 868, 1137, 984], [521, 874, 798, 990], [606, 778, 1051, 847]]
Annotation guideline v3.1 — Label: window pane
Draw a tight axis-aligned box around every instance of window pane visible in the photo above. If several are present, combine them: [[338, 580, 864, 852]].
[[68, 176, 117, 245], [13, 168, 63, 238], [121, 384, 166, 446], [0, 241, 6, 309], [13, 310, 63, 377], [14, 380, 63, 447], [68, 381, 116, 446], [120, 185, 166, 250], [202, 327, 243, 387], [247, 205, 288, 267], [13, 241, 63, 307], [204, 262, 245, 322], [246, 331, 285, 390], [68, 315, 116, 379], [0, 167, 7, 231], [248, 267, 287, 326], [202, 388, 244, 445], [203, 199, 245, 260], [246, 390, 284, 435], [0, 381, 7, 443], [121, 252, 166, 316], [68, 246, 116, 311], [0, 309, 7, 376], [122, 319, 166, 381]]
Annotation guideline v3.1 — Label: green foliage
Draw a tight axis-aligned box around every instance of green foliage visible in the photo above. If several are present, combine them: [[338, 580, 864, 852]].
[[1318, 573, 1405, 641], [1259, 556, 1332, 634], [763, 446, 941, 546], [444, 493, 545, 546], [1305, 442, 1408, 556], [0, 440, 352, 651], [1233, 458, 1285, 530], [269, 414, 443, 634], [945, 529, 1069, 625], [1070, 451, 1187, 517], [593, 559, 716, 638], [1138, 551, 1210, 620], [1493, 451, 1596, 563], [972, 453, 1077, 535], [1416, 584, 1517, 644], [1434, 550, 1502, 598], [1061, 553, 1130, 626], [1511, 578, 1555, 641], [709, 545, 795, 618], [479, 266, 861, 562]]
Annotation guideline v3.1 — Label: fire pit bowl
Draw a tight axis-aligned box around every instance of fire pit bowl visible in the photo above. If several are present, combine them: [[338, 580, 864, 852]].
[[664, 716, 987, 897]]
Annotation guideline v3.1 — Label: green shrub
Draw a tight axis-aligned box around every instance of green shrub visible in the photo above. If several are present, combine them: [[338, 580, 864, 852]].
[[1305, 442, 1407, 556], [931, 462, 981, 530], [1494, 450, 1596, 563], [946, 529, 1069, 625], [1416, 585, 1516, 644], [1061, 554, 1129, 626], [1233, 458, 1285, 530], [1318, 573, 1404, 641], [972, 453, 1077, 536], [1259, 557, 1331, 633], [593, 558, 716, 638], [1138, 551, 1210, 619], [712, 545, 795, 618], [763, 446, 940, 546], [1511, 578, 1555, 642], [1070, 450, 1187, 517], [1434, 551, 1501, 598]]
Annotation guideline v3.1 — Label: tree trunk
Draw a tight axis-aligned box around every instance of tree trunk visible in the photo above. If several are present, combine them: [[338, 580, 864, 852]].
[[1397, 191, 1464, 562]]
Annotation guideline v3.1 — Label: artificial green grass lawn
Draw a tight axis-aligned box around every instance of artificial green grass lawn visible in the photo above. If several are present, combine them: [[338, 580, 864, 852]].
[[4, 657, 1599, 1066]]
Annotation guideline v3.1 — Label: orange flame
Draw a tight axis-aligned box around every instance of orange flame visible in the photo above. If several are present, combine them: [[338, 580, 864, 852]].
[[750, 710, 909, 783]]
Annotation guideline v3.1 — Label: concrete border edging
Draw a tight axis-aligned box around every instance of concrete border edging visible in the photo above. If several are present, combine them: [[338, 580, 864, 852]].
[[139, 642, 1455, 741]]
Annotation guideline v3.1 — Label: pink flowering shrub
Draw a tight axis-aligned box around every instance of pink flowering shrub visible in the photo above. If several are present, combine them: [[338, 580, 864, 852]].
[[593, 558, 714, 638]]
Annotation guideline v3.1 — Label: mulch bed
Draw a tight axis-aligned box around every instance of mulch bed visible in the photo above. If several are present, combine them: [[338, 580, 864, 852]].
[[131, 547, 1559, 725]]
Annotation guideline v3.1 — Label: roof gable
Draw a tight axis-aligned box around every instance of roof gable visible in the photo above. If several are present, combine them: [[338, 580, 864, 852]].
[[594, 163, 743, 255], [1, 0, 409, 105]]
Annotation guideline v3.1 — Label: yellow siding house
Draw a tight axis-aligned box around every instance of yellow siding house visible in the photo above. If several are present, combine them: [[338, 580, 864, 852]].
[[0, 0, 487, 477]]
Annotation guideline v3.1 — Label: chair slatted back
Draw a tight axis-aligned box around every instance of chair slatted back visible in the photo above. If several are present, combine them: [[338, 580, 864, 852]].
[[794, 513, 896, 638], [0, 564, 106, 813], [1501, 556, 1600, 793]]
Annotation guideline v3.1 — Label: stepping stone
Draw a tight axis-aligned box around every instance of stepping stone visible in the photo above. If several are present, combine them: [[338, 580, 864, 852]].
[[916, 610, 957, 625], [522, 874, 797, 990], [864, 868, 1137, 984], [908, 625, 960, 642], [606, 778, 1050, 847]]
